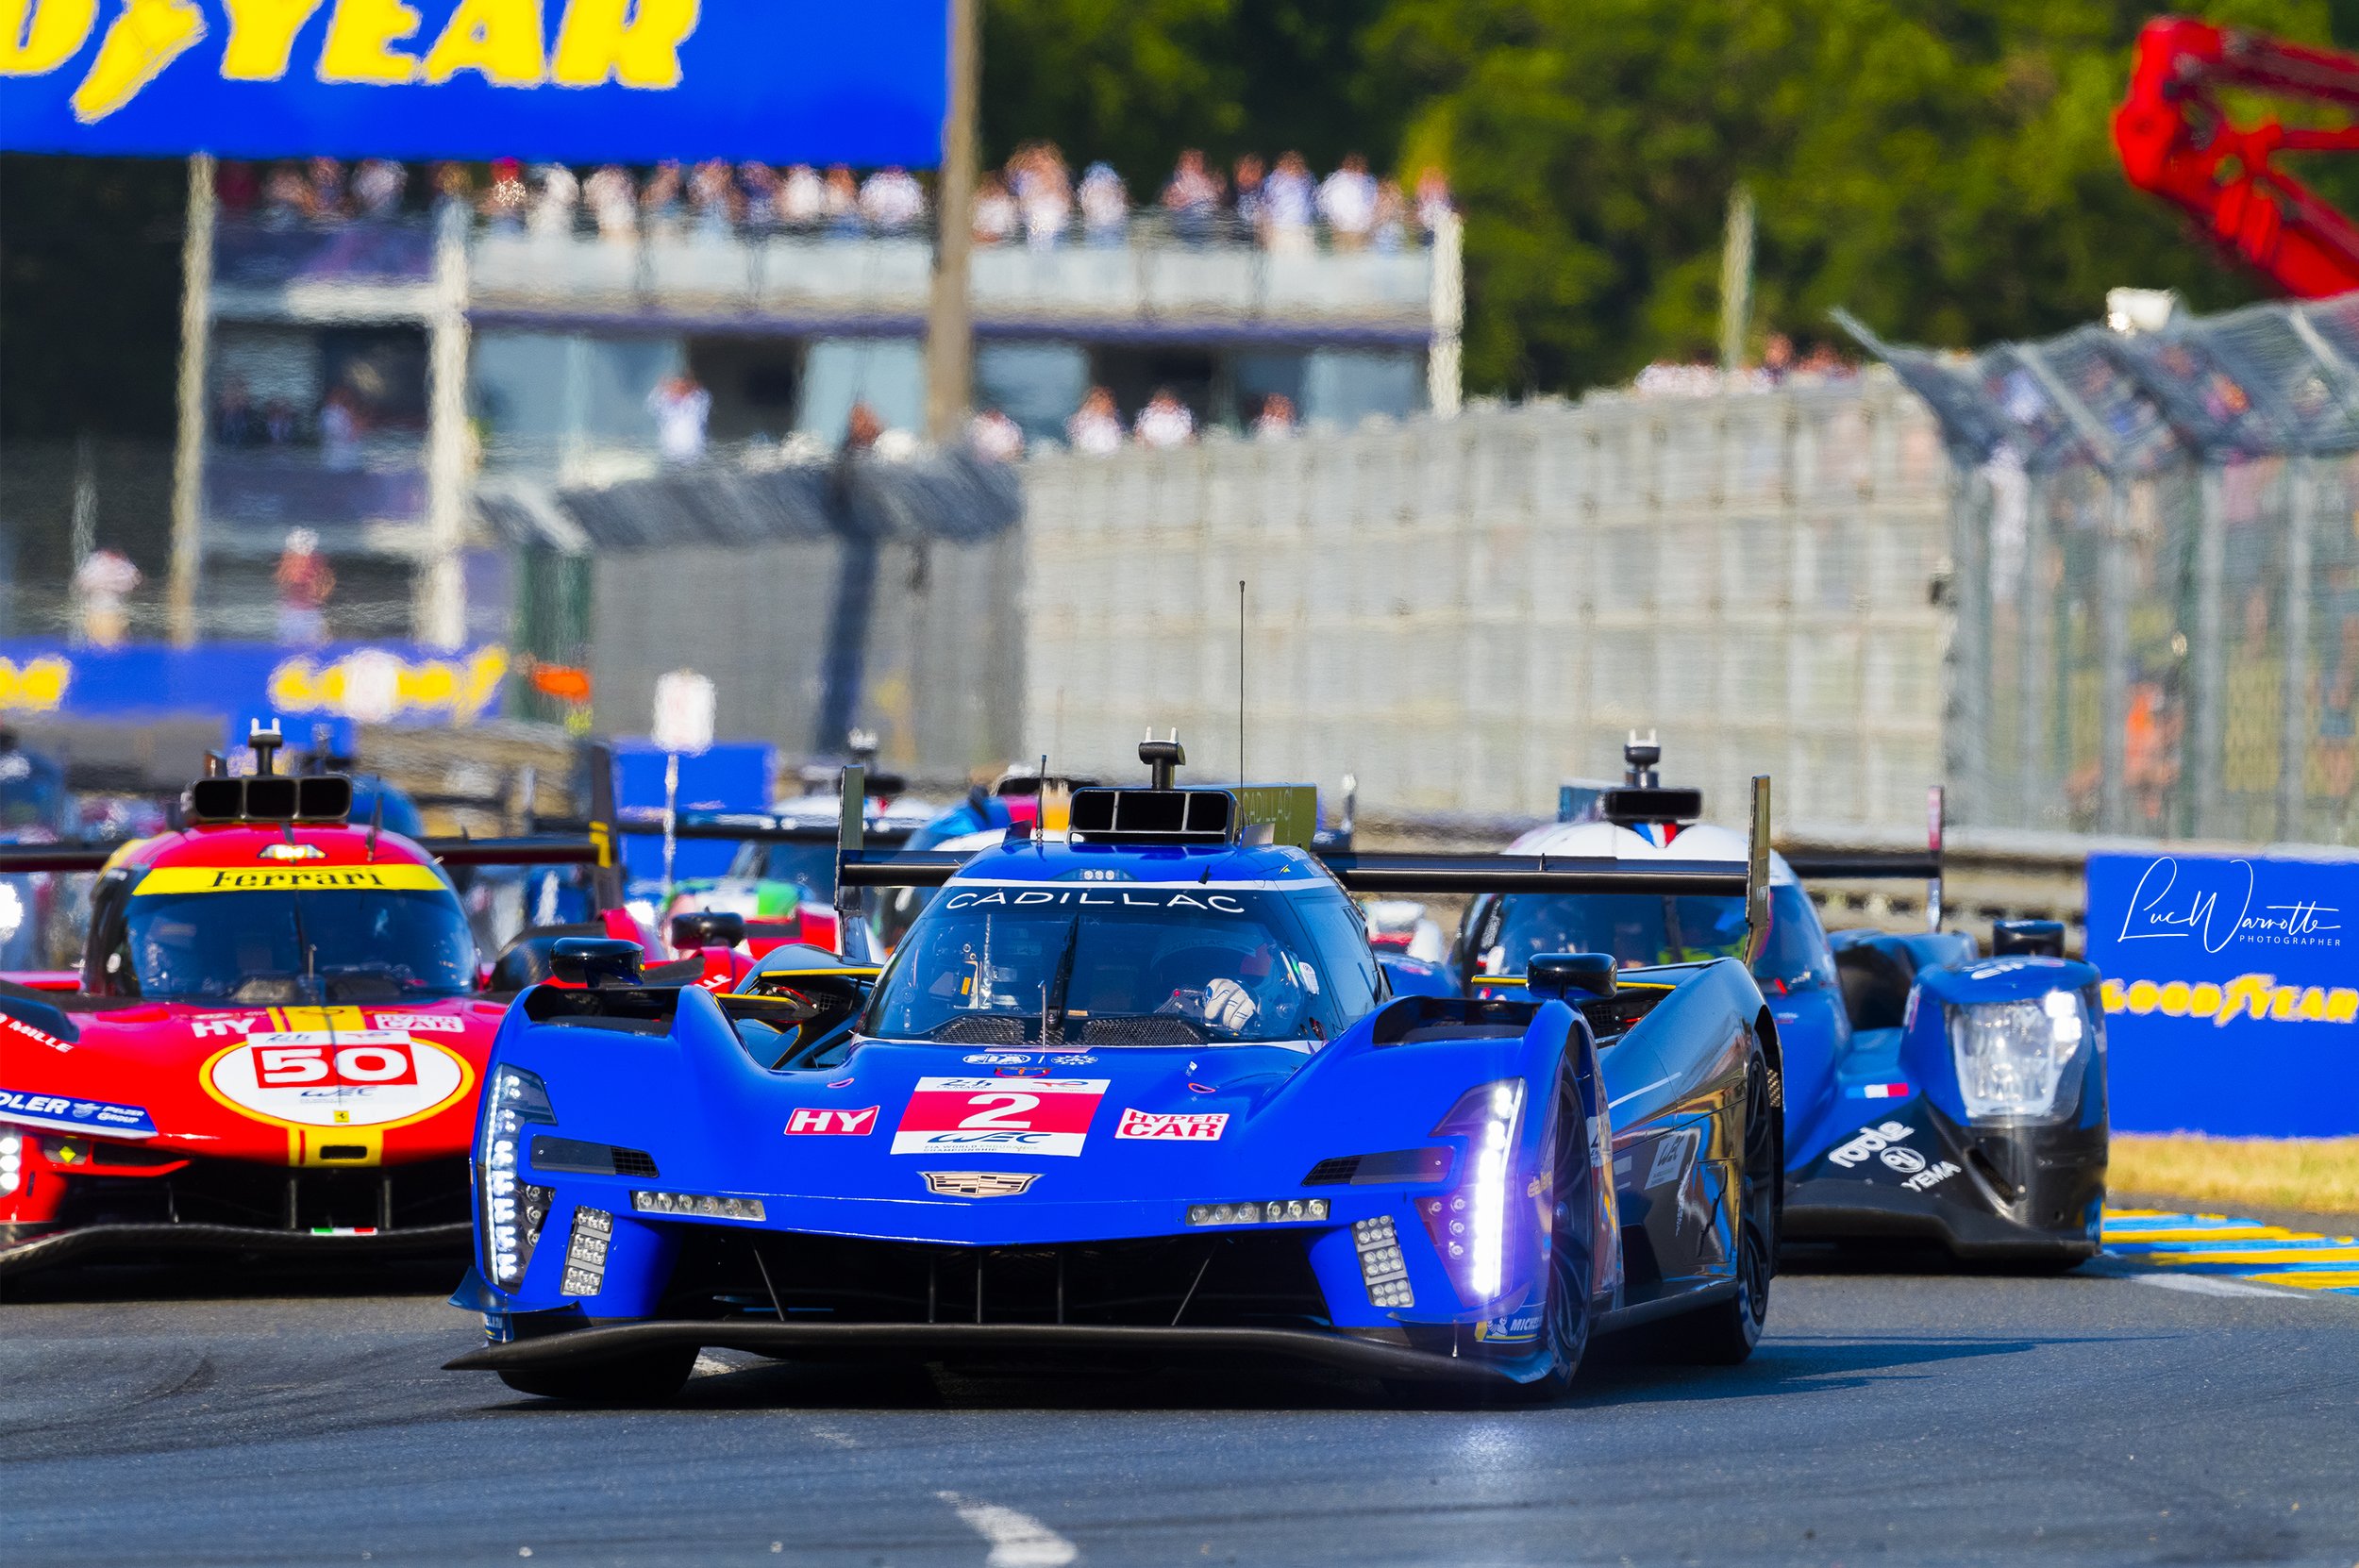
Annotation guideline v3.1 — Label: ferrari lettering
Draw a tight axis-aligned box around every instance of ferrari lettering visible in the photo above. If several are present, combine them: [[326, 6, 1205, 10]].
[[1114, 1109, 1229, 1142], [1828, 1120, 1915, 1169], [784, 1107, 878, 1136], [134, 864, 447, 895], [892, 1076, 1109, 1157]]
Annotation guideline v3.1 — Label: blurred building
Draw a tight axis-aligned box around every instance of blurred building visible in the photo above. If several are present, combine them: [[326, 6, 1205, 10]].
[[192, 198, 1463, 642]]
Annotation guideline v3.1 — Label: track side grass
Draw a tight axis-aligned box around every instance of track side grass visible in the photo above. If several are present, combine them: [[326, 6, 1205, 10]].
[[2111, 1134, 2359, 1217]]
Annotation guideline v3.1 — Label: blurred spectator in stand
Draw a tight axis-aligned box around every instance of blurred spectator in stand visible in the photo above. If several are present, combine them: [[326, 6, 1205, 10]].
[[430, 161, 473, 219], [216, 160, 259, 212], [307, 158, 349, 222], [822, 166, 862, 235], [1079, 161, 1127, 246], [972, 173, 1018, 244], [690, 159, 739, 239], [214, 378, 263, 447], [1318, 154, 1378, 250], [1798, 342, 1852, 378], [1264, 153, 1315, 255], [780, 164, 826, 228], [647, 373, 711, 463], [319, 387, 363, 470], [967, 407, 1026, 463], [1066, 386, 1124, 456], [480, 158, 529, 231], [1163, 150, 1221, 245], [642, 161, 685, 238], [1013, 142, 1072, 249], [353, 158, 405, 218], [739, 163, 781, 231], [585, 164, 637, 240], [529, 164, 578, 235], [275, 528, 336, 646], [1232, 155, 1266, 240], [73, 548, 141, 648], [261, 163, 309, 227], [1760, 333, 1795, 385], [861, 166, 927, 234], [262, 397, 302, 444], [1253, 392, 1297, 439], [1414, 167, 1455, 240], [1371, 179, 1407, 253], [1134, 387, 1195, 448]]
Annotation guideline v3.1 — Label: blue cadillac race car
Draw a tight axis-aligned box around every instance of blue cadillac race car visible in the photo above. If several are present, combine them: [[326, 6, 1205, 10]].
[[446, 740, 1785, 1402], [1455, 739, 2106, 1267]]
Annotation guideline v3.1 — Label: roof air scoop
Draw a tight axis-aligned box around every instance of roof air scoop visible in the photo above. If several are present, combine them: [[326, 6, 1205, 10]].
[[1601, 730, 1704, 827], [1139, 728, 1186, 790]]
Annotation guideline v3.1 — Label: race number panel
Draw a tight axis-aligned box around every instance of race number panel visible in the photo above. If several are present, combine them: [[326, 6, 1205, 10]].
[[891, 1076, 1110, 1158], [205, 1031, 469, 1129]]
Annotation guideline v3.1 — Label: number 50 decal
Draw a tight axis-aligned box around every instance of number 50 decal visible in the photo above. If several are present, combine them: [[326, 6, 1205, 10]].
[[893, 1076, 1110, 1157], [255, 1042, 419, 1088]]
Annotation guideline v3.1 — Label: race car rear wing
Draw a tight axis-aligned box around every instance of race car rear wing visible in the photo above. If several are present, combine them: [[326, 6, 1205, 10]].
[[1778, 784, 1945, 932], [827, 766, 1777, 966]]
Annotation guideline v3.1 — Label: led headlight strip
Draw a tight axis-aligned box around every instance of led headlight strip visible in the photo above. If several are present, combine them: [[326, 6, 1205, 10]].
[[1185, 1198, 1330, 1226], [1354, 1215, 1414, 1309], [0, 1126, 22, 1195], [560, 1207, 613, 1297], [631, 1191, 767, 1221], [1421, 1078, 1527, 1305], [477, 1065, 557, 1289]]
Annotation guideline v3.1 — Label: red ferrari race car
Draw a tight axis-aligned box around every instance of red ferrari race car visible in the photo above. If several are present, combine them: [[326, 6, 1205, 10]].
[[0, 730, 750, 1277]]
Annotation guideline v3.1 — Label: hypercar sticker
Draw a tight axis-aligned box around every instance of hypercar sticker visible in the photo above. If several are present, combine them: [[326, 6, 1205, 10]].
[[891, 1076, 1109, 1157], [785, 1107, 879, 1136], [201, 1034, 472, 1130], [134, 864, 446, 895], [1114, 1109, 1229, 1141], [367, 1012, 467, 1034], [0, 1088, 157, 1138]]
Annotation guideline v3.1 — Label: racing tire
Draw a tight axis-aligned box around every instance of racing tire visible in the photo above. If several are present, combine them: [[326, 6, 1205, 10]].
[[494, 1345, 695, 1404], [1652, 1047, 1778, 1366]]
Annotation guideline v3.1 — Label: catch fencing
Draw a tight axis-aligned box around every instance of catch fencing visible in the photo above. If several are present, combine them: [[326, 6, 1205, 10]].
[[1856, 296, 2359, 847], [1020, 375, 1953, 836]]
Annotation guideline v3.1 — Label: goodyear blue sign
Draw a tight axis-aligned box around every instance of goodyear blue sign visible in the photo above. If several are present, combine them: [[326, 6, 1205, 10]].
[[0, 0, 945, 165], [0, 641, 509, 726], [2085, 850, 2359, 1137]]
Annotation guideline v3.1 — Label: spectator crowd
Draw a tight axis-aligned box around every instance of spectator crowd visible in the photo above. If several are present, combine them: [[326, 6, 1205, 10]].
[[214, 148, 1454, 254]]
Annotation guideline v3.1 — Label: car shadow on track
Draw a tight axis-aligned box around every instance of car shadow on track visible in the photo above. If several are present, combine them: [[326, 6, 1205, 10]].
[[0, 1258, 464, 1306]]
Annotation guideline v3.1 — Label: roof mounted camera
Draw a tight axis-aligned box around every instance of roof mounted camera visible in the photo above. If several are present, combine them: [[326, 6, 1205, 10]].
[[1600, 731, 1704, 826], [184, 717, 354, 825], [1139, 728, 1186, 790]]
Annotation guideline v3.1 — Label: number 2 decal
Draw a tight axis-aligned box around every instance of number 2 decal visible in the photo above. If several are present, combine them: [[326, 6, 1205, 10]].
[[958, 1093, 1042, 1129]]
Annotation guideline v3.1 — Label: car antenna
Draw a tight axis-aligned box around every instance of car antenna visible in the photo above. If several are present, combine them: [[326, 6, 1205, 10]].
[[1237, 578, 1246, 784]]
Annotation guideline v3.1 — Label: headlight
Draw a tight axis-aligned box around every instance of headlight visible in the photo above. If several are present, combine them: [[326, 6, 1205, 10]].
[[1946, 992, 2091, 1121], [477, 1065, 558, 1289], [1418, 1078, 1526, 1304], [0, 1125, 22, 1195]]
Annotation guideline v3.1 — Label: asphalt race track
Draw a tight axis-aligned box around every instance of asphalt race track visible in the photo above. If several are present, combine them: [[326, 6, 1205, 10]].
[[5, 1255, 2357, 1568]]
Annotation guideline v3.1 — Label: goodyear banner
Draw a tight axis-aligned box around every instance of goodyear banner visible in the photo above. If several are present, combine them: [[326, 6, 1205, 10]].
[[0, 640, 507, 726], [2086, 850, 2359, 1136], [0, 0, 946, 165]]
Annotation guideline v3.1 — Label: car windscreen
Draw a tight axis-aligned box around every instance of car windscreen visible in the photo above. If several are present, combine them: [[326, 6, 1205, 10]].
[[861, 884, 1380, 1045], [123, 888, 477, 1003], [1476, 883, 1829, 988]]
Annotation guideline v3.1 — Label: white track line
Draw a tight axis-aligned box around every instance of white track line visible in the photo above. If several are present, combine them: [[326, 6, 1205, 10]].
[[2119, 1272, 2302, 1300], [938, 1492, 1079, 1567]]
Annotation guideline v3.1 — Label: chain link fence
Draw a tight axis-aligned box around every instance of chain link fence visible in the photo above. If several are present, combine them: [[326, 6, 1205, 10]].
[[1021, 374, 1952, 835], [1854, 296, 2359, 847]]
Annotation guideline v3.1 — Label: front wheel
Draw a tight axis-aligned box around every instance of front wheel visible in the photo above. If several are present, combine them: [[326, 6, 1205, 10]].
[[1654, 1048, 1777, 1365], [495, 1344, 696, 1403], [1497, 1064, 1597, 1402]]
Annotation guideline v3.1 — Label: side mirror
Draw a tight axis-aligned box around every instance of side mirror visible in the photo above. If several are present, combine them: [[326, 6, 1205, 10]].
[[1991, 919, 2066, 959], [551, 936, 644, 989], [670, 909, 747, 952], [1528, 951, 1617, 1001]]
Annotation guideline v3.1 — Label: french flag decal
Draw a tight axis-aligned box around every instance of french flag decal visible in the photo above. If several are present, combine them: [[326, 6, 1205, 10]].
[[1850, 1082, 1912, 1100]]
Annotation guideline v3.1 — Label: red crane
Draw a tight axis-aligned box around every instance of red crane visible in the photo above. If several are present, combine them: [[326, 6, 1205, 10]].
[[2114, 16, 2359, 296]]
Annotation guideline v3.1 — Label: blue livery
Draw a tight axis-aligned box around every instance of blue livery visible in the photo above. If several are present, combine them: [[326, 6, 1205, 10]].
[[448, 748, 1785, 1402]]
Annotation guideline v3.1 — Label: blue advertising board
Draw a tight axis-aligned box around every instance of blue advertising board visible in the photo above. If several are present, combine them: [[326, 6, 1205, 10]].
[[0, 0, 945, 165], [2086, 850, 2359, 1137]]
